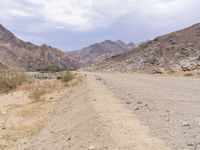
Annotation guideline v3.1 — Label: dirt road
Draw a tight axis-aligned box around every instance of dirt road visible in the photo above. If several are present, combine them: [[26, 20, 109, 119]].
[[13, 72, 200, 150], [91, 73, 200, 150]]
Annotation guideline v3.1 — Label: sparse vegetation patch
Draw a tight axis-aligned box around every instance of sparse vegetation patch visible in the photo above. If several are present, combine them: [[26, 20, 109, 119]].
[[0, 68, 26, 93], [29, 88, 46, 102], [61, 71, 74, 82], [40, 68, 65, 73]]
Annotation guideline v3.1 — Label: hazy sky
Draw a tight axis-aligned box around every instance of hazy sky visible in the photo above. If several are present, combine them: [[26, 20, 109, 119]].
[[0, 0, 200, 51]]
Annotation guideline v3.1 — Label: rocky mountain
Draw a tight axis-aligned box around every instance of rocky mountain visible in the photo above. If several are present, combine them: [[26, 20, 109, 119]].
[[68, 40, 136, 66], [84, 23, 200, 74], [0, 24, 77, 71]]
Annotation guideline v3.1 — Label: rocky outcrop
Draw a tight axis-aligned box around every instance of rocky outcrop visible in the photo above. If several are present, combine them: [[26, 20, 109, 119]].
[[0, 24, 78, 71], [68, 40, 136, 67], [83, 23, 200, 73]]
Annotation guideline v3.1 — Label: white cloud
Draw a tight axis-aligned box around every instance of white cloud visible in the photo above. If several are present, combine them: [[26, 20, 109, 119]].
[[9, 9, 34, 17], [0, 0, 199, 31], [29, 0, 96, 30], [28, 0, 200, 30], [0, 0, 34, 18]]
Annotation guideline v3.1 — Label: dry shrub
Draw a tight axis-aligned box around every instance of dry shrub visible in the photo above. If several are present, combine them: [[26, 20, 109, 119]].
[[61, 71, 74, 82], [21, 72, 83, 103], [66, 74, 84, 87], [29, 88, 46, 102], [0, 68, 26, 93], [21, 80, 64, 93]]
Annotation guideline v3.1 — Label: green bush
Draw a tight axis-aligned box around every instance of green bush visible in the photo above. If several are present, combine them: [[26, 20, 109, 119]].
[[40, 68, 65, 73], [61, 71, 74, 82], [0, 68, 26, 92]]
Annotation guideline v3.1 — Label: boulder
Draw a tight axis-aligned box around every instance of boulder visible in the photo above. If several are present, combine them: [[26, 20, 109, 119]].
[[197, 56, 200, 61]]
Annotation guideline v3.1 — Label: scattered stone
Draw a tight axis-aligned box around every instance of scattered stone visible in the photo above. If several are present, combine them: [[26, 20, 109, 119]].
[[147, 107, 153, 111], [96, 77, 102, 81], [182, 122, 190, 127], [197, 56, 200, 61], [68, 137, 71, 141], [154, 67, 165, 74], [137, 101, 142, 104], [126, 101, 132, 104], [134, 107, 140, 111], [187, 143, 194, 147], [49, 97, 54, 100]]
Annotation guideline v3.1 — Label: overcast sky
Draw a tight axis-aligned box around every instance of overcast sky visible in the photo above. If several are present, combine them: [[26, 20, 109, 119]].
[[0, 0, 200, 51]]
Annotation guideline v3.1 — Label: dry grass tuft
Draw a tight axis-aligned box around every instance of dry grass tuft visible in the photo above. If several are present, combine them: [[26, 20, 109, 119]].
[[19, 72, 84, 103], [16, 101, 56, 118], [65, 74, 85, 87], [21, 80, 64, 103], [0, 119, 46, 145], [20, 80, 64, 93], [0, 68, 26, 93], [29, 88, 46, 102]]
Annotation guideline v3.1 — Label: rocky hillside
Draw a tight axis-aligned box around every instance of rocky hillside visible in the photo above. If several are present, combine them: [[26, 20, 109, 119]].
[[68, 40, 136, 66], [84, 23, 200, 74], [0, 24, 77, 71]]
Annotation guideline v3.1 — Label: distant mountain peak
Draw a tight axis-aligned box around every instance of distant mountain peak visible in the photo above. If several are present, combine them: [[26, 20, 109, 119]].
[[102, 40, 114, 44], [68, 40, 136, 66], [115, 40, 126, 44]]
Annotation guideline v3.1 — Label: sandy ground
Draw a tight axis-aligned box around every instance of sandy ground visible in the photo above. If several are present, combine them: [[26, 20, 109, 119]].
[[1, 72, 200, 150], [0, 76, 83, 150]]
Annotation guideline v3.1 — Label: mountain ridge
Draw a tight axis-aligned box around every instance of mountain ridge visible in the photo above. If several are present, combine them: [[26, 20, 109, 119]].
[[0, 24, 78, 71], [83, 23, 200, 74]]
